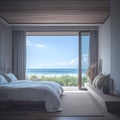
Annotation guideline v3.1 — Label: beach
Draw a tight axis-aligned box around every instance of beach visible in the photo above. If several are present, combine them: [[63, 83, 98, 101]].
[[26, 68, 87, 77]]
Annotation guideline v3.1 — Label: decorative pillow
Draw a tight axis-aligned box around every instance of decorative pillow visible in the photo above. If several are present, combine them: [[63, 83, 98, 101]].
[[0, 74, 8, 85], [2, 74, 12, 82], [92, 73, 103, 86], [5, 73, 18, 82], [95, 74, 110, 89]]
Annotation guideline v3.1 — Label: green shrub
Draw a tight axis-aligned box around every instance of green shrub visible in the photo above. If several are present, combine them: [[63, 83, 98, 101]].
[[30, 75, 39, 79], [82, 75, 88, 86], [28, 74, 88, 86]]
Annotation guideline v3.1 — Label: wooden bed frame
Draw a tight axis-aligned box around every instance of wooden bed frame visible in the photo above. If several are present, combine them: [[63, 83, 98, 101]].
[[0, 101, 45, 111]]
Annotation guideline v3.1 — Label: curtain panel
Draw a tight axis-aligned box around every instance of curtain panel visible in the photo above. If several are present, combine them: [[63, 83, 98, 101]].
[[12, 31, 26, 80], [78, 32, 82, 89], [89, 30, 98, 76]]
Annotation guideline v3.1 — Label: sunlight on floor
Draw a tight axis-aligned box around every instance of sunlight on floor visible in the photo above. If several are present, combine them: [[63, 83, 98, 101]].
[[62, 86, 78, 91], [62, 86, 88, 93]]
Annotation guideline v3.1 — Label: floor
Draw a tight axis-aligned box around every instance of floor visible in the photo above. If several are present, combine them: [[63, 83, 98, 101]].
[[62, 86, 78, 91], [0, 116, 108, 120], [0, 116, 109, 120], [0, 87, 120, 120]]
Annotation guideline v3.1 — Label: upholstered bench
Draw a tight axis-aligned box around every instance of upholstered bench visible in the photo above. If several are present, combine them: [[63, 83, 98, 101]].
[[85, 83, 120, 113]]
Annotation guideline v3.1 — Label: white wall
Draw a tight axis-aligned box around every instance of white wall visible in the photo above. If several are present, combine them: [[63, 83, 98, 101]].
[[99, 0, 120, 96], [111, 0, 120, 95], [0, 21, 12, 72], [98, 17, 111, 74]]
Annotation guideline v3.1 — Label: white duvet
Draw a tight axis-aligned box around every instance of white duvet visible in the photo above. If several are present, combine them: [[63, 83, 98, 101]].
[[0, 80, 64, 112]]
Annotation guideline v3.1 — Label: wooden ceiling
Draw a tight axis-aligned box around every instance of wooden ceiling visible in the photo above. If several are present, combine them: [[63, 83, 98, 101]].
[[0, 0, 110, 25]]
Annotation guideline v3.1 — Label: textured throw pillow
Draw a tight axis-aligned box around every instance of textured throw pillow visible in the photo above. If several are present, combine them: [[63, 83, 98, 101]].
[[5, 73, 18, 82], [0, 74, 8, 85], [95, 74, 110, 89], [2, 74, 11, 82], [92, 73, 103, 86]]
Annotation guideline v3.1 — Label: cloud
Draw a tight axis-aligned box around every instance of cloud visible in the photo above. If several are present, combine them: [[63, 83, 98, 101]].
[[26, 41, 46, 48], [82, 54, 88, 62], [68, 58, 78, 65], [35, 43, 46, 48], [27, 40, 32, 46], [46, 58, 78, 68], [41, 55, 89, 68], [82, 54, 89, 68]]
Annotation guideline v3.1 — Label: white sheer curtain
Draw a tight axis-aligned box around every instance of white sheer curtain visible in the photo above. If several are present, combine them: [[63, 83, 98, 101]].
[[12, 31, 26, 79], [89, 30, 98, 76]]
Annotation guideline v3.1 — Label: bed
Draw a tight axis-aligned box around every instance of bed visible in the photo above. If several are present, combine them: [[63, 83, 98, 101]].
[[0, 73, 64, 112]]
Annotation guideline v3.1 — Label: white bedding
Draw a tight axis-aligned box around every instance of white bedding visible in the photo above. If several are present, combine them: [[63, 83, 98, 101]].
[[0, 80, 64, 112]]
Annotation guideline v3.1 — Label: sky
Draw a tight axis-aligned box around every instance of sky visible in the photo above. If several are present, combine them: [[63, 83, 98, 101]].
[[26, 36, 89, 69]]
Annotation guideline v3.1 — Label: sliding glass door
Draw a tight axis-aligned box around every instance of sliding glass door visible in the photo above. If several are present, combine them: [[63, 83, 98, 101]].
[[78, 32, 90, 89]]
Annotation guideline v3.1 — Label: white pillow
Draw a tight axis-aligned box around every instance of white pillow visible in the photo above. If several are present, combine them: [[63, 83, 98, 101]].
[[92, 73, 103, 86], [95, 74, 110, 89], [0, 74, 8, 85], [5, 73, 18, 82]]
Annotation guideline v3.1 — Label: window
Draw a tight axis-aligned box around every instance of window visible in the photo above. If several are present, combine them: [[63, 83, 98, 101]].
[[26, 32, 78, 87], [26, 32, 90, 89]]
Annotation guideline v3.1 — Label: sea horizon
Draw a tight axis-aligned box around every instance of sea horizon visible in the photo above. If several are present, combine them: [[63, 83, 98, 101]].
[[26, 68, 87, 76]]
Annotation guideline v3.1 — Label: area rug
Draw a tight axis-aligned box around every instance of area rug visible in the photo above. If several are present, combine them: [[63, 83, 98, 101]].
[[28, 91, 104, 117], [0, 91, 104, 117]]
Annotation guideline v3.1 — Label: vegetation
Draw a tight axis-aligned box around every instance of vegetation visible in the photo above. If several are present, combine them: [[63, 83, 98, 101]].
[[28, 75, 88, 87]]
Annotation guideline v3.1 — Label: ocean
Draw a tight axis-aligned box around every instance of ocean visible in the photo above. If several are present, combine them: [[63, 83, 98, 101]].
[[26, 68, 87, 76]]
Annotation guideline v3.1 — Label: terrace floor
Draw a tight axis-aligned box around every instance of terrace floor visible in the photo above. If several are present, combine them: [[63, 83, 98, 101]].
[[62, 86, 86, 91]]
